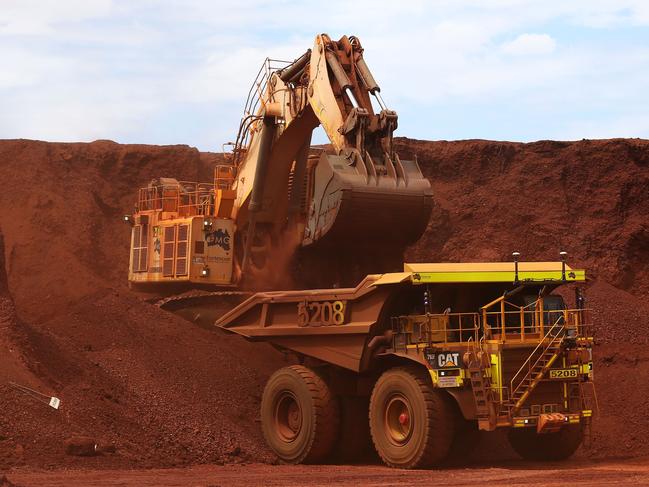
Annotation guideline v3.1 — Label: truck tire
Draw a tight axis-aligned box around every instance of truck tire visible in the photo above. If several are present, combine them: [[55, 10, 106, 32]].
[[508, 425, 583, 461], [369, 367, 454, 468], [261, 365, 340, 464]]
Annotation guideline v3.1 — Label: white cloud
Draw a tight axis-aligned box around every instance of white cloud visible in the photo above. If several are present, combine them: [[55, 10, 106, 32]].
[[0, 46, 72, 89], [0, 0, 114, 35], [0, 76, 161, 142], [502, 33, 557, 56], [177, 39, 311, 104], [0, 0, 648, 148], [563, 113, 649, 140]]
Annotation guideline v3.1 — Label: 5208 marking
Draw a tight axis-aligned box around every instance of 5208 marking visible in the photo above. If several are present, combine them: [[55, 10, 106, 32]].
[[549, 368, 578, 379], [297, 300, 346, 327]]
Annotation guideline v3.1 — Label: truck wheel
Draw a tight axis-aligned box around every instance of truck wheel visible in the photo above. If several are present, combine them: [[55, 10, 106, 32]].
[[369, 367, 454, 468], [508, 425, 583, 461], [261, 366, 340, 464]]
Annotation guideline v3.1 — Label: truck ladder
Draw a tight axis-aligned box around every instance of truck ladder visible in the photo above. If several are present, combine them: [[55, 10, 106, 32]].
[[576, 380, 598, 415], [508, 319, 565, 414], [468, 338, 497, 431]]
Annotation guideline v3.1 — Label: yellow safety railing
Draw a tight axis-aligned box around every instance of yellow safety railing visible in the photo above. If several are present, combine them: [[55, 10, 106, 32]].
[[390, 299, 593, 351], [391, 312, 480, 348], [481, 295, 592, 342], [214, 165, 236, 190], [137, 181, 215, 217]]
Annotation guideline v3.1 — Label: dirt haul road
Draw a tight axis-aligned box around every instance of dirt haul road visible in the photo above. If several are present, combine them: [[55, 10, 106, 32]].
[[6, 459, 649, 486]]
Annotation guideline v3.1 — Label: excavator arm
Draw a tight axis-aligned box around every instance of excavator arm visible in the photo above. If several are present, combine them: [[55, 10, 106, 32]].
[[308, 34, 398, 164], [229, 34, 433, 273]]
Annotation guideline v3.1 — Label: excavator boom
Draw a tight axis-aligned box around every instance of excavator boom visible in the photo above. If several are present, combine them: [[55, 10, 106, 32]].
[[233, 34, 433, 272]]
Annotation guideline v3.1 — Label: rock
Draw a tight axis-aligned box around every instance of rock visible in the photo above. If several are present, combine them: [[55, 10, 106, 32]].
[[97, 443, 117, 454], [227, 446, 241, 457], [64, 436, 98, 457], [0, 475, 20, 486]]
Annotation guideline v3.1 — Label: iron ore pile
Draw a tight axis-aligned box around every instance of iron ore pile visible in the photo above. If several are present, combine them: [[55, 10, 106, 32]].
[[0, 137, 648, 469]]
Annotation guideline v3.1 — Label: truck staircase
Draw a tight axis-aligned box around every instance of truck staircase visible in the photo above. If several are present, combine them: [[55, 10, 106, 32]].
[[467, 338, 497, 431], [508, 319, 565, 414]]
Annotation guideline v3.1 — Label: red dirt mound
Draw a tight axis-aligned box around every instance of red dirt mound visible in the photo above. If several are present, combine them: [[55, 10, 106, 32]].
[[0, 137, 648, 467], [0, 287, 287, 469], [0, 229, 60, 468]]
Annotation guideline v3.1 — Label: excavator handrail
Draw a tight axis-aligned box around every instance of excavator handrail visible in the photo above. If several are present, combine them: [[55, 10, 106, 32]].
[[137, 180, 215, 217], [234, 57, 292, 156], [242, 57, 291, 118], [232, 114, 261, 166]]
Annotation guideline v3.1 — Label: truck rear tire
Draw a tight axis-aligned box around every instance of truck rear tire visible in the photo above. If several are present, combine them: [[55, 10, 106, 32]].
[[508, 425, 583, 461], [369, 367, 454, 468], [261, 365, 340, 464]]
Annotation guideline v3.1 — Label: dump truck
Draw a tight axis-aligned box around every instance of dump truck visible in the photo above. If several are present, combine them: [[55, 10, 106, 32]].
[[216, 258, 596, 468], [125, 33, 432, 289]]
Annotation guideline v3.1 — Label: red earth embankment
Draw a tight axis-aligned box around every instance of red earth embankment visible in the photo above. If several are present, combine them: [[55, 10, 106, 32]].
[[0, 137, 647, 468]]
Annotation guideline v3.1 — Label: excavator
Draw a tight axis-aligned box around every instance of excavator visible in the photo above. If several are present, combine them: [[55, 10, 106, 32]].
[[126, 34, 433, 293]]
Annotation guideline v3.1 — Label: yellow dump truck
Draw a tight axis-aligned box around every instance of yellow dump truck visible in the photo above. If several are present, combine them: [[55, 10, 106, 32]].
[[216, 259, 596, 468]]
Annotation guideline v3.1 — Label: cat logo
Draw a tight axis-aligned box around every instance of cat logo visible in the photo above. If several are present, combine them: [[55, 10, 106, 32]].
[[425, 351, 461, 369]]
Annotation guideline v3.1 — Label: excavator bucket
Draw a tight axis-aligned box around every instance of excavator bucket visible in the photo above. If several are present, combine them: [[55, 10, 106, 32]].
[[302, 152, 433, 248]]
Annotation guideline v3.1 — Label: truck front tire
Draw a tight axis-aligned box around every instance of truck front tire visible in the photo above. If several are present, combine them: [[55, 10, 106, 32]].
[[261, 365, 340, 464], [369, 367, 454, 468]]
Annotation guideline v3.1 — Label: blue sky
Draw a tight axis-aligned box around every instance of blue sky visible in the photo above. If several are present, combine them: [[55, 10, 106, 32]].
[[1, 1, 649, 151]]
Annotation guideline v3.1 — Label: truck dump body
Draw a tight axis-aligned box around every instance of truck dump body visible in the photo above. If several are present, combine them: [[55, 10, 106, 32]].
[[217, 261, 596, 467], [216, 275, 393, 371]]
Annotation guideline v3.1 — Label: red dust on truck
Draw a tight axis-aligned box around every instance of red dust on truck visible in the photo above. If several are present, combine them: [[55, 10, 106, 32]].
[[216, 260, 596, 468]]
